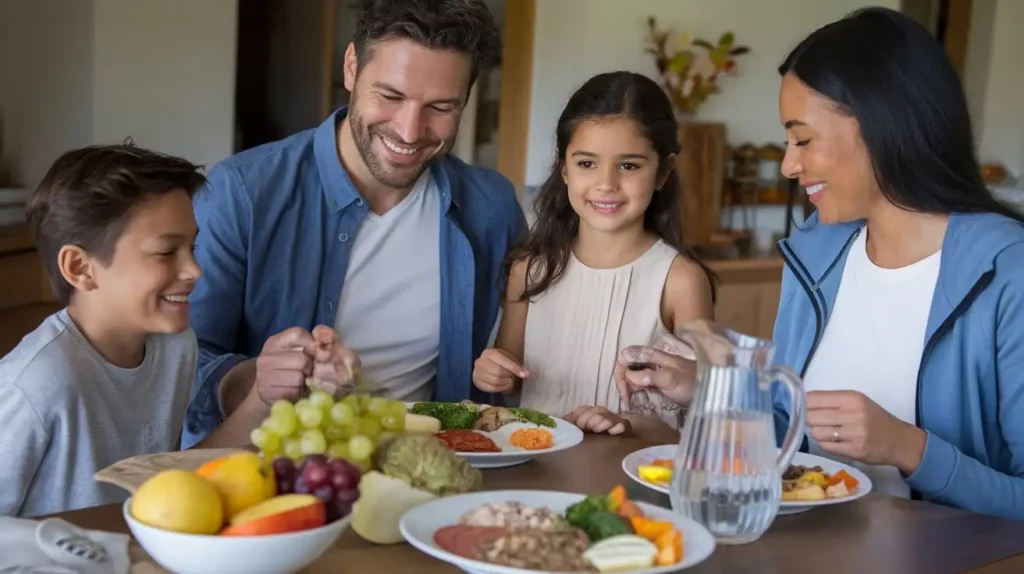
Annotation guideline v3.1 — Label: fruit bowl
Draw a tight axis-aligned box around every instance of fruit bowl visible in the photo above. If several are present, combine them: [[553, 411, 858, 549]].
[[124, 497, 349, 574]]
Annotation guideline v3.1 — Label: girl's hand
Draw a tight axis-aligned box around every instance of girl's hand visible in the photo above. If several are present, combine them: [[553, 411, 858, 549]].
[[614, 345, 697, 407], [308, 325, 361, 396], [807, 390, 927, 474], [473, 348, 530, 394], [565, 406, 631, 435]]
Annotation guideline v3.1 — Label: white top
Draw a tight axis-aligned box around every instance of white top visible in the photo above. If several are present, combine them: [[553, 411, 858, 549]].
[[334, 171, 441, 401], [0, 310, 197, 517], [802, 227, 942, 498], [520, 240, 679, 418]]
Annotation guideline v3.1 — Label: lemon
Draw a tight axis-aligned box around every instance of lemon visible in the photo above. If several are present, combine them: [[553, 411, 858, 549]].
[[131, 469, 224, 534]]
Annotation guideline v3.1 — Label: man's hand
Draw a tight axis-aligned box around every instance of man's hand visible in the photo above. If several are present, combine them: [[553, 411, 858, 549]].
[[252, 327, 317, 405], [308, 325, 361, 396]]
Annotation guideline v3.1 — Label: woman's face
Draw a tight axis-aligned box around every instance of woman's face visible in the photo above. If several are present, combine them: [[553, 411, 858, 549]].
[[778, 73, 881, 224]]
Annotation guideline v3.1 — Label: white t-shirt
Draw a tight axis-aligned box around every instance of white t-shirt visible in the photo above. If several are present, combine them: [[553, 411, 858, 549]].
[[802, 227, 941, 498], [335, 170, 441, 401]]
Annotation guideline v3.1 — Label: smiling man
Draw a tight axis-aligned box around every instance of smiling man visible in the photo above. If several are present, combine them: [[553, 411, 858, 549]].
[[184, 0, 525, 448]]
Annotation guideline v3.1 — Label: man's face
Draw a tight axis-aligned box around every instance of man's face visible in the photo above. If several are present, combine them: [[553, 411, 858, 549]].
[[343, 38, 472, 189]]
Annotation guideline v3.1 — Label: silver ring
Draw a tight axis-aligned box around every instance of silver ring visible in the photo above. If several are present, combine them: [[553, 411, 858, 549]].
[[832, 426, 841, 443]]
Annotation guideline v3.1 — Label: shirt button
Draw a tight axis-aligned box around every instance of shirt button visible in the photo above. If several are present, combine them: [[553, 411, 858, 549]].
[[356, 199, 364, 206], [338, 233, 348, 242], [327, 302, 334, 311]]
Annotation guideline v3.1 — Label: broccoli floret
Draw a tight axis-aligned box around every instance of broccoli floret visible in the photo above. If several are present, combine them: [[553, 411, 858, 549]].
[[410, 402, 479, 430], [509, 407, 556, 428], [577, 511, 634, 542], [565, 494, 612, 528]]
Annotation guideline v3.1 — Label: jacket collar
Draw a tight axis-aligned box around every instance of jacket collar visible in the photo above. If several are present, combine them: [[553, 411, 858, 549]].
[[313, 106, 463, 214]]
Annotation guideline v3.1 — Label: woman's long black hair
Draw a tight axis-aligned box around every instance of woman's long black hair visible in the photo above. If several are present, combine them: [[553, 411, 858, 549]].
[[508, 71, 716, 302], [780, 7, 1022, 222]]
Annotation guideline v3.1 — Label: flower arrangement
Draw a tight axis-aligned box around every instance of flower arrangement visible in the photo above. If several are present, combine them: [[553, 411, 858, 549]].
[[644, 16, 750, 116]]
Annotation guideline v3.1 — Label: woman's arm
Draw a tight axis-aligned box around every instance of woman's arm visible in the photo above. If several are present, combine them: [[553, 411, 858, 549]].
[[660, 255, 715, 331], [904, 264, 1024, 519]]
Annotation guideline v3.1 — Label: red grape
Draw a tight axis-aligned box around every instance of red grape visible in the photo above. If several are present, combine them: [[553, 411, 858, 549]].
[[272, 457, 296, 475], [301, 454, 328, 469], [277, 478, 294, 494], [330, 471, 355, 491], [336, 488, 359, 503], [313, 486, 335, 505], [294, 476, 312, 494], [328, 458, 359, 478], [331, 497, 353, 521], [303, 462, 330, 489]]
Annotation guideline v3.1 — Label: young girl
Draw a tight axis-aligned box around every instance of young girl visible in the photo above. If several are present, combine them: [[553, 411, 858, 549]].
[[472, 71, 715, 435]]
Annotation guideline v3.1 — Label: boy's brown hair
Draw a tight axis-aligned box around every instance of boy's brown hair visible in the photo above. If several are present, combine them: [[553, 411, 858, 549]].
[[25, 142, 207, 305]]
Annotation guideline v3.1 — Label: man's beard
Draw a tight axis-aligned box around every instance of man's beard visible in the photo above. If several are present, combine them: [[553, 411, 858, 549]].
[[348, 99, 451, 189]]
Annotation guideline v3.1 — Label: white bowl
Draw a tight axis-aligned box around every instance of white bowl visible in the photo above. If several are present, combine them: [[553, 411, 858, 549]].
[[123, 498, 349, 574]]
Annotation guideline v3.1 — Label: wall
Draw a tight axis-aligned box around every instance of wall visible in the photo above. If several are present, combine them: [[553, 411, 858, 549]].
[[0, 0, 97, 187], [92, 0, 238, 171], [524, 0, 901, 186], [0, 0, 238, 187], [973, 0, 1024, 178]]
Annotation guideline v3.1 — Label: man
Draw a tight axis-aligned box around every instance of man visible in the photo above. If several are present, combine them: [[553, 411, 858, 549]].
[[184, 0, 525, 448]]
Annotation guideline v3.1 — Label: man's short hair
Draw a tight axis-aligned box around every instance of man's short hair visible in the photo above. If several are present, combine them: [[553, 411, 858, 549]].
[[353, 0, 502, 84], [25, 142, 207, 305]]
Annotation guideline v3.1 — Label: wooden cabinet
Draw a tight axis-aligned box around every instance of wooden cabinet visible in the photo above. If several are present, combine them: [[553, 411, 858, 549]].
[[0, 224, 59, 355], [707, 257, 783, 341]]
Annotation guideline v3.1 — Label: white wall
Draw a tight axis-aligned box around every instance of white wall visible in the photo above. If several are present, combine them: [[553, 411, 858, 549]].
[[524, 0, 900, 186], [92, 0, 238, 171], [0, 0, 238, 187], [973, 0, 1024, 178]]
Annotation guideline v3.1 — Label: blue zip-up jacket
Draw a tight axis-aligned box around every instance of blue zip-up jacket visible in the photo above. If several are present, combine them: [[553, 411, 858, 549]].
[[771, 211, 1024, 519], [183, 108, 526, 447]]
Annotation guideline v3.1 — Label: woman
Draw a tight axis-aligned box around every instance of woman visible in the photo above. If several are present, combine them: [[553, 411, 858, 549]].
[[619, 7, 1024, 520]]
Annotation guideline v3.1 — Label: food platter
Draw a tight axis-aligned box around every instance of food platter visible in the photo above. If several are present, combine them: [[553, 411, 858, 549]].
[[400, 489, 716, 573], [404, 402, 584, 469], [622, 445, 872, 515]]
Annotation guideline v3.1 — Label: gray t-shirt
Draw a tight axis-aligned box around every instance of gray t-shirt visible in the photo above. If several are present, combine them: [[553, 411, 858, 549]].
[[0, 309, 196, 517]]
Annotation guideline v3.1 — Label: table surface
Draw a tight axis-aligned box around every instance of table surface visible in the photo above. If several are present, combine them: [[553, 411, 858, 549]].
[[55, 432, 1024, 574]]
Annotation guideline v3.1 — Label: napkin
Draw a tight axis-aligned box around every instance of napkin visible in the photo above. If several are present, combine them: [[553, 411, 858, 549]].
[[0, 516, 131, 574]]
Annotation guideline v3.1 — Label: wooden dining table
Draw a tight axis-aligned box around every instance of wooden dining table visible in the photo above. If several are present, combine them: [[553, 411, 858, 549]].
[[55, 430, 1024, 574]]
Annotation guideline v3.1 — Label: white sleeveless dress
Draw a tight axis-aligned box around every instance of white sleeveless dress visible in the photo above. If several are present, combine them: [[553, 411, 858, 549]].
[[519, 240, 679, 417]]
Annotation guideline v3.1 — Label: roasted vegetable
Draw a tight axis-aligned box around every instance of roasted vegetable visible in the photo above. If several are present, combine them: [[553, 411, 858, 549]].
[[565, 494, 613, 529], [509, 407, 556, 428], [410, 402, 479, 430], [373, 434, 483, 496]]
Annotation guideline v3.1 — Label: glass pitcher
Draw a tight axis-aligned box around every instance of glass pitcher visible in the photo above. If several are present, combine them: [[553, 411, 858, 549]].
[[667, 320, 806, 545]]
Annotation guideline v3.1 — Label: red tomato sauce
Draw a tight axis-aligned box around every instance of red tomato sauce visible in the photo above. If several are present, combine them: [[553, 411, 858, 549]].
[[436, 430, 501, 453]]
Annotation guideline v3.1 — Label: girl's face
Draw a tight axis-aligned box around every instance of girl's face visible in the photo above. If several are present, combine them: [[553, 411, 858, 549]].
[[778, 73, 881, 224], [561, 117, 666, 235]]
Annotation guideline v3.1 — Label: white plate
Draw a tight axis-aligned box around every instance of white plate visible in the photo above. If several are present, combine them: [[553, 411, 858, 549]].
[[622, 445, 873, 515], [405, 403, 584, 469], [399, 490, 716, 573]]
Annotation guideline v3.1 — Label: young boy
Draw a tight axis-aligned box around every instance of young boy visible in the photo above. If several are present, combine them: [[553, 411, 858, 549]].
[[0, 144, 205, 517]]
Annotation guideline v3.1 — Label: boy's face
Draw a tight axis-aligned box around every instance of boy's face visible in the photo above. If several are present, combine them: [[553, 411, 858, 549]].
[[90, 190, 201, 335]]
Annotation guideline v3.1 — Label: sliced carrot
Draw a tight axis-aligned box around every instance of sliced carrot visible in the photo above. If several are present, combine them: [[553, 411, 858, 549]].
[[629, 516, 674, 541], [608, 485, 627, 510], [654, 528, 683, 566], [826, 469, 859, 490], [652, 458, 673, 468], [616, 499, 644, 519]]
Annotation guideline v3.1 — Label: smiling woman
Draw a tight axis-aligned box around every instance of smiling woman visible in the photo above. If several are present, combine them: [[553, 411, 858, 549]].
[[769, 7, 1024, 521]]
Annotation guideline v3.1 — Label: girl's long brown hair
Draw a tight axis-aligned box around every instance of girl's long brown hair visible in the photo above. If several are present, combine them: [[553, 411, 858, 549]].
[[506, 71, 717, 302]]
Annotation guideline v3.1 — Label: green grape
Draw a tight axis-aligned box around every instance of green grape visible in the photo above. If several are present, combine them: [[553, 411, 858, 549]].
[[250, 427, 281, 452], [297, 405, 324, 428], [294, 398, 312, 412], [329, 402, 355, 426], [348, 435, 374, 461], [324, 425, 349, 441], [327, 440, 350, 460], [387, 399, 408, 419], [366, 396, 390, 417], [341, 394, 364, 415], [380, 414, 403, 431], [300, 429, 328, 455], [378, 431, 398, 444], [356, 417, 382, 440], [309, 390, 335, 409], [264, 410, 298, 437], [270, 399, 296, 419], [282, 437, 304, 460], [350, 457, 372, 472]]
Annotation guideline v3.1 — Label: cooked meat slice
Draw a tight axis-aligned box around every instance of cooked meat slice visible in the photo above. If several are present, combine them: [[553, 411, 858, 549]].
[[472, 407, 522, 431]]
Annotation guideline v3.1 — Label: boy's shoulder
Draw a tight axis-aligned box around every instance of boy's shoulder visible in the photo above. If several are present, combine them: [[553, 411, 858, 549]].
[[0, 310, 82, 407]]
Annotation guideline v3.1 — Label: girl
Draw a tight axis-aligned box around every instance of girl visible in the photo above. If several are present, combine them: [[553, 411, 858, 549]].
[[472, 71, 715, 434]]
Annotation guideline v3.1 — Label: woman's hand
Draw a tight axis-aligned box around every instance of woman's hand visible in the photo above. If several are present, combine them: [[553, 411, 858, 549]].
[[614, 345, 697, 407], [564, 406, 631, 435], [807, 390, 927, 475], [473, 348, 530, 394]]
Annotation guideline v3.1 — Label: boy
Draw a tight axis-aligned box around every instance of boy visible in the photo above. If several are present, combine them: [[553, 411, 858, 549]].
[[0, 144, 205, 517]]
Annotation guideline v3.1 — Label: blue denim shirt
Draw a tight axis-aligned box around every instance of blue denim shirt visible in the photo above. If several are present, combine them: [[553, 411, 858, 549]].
[[183, 108, 526, 447], [771, 211, 1024, 519]]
